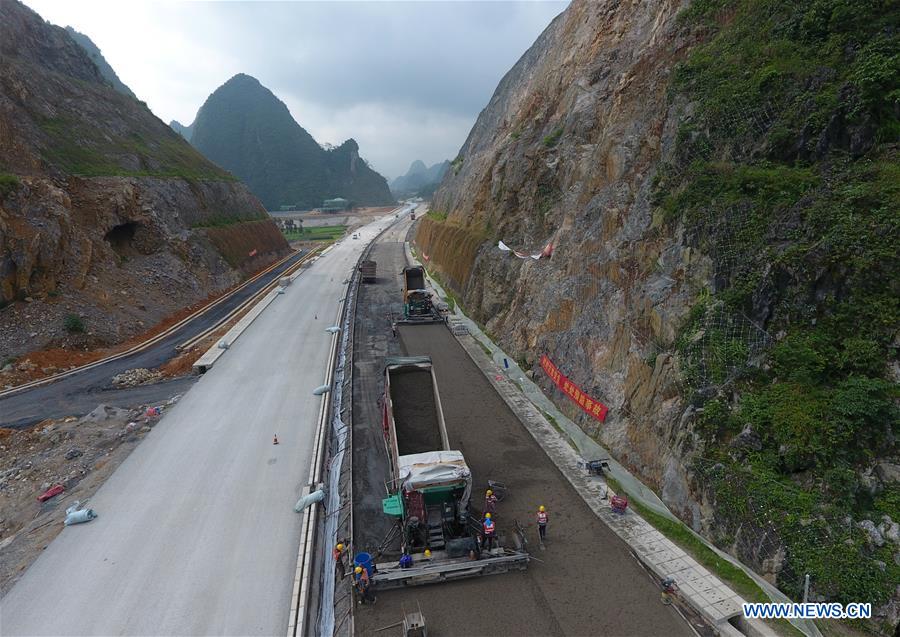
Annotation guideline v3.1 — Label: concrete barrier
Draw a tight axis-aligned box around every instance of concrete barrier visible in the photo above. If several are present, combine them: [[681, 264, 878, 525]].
[[192, 289, 279, 374]]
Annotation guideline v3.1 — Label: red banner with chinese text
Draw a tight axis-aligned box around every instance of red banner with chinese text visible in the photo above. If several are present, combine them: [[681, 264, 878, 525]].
[[539, 354, 609, 422]]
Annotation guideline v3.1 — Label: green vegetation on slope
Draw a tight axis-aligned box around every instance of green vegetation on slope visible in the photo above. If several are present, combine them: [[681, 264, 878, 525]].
[[38, 115, 233, 180], [0, 173, 20, 200], [190, 213, 260, 229], [655, 0, 899, 614]]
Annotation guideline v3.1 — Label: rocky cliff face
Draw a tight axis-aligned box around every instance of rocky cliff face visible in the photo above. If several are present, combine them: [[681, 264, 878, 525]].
[[0, 0, 289, 359], [426, 0, 699, 492], [64, 27, 137, 100], [420, 0, 899, 626], [184, 74, 395, 210]]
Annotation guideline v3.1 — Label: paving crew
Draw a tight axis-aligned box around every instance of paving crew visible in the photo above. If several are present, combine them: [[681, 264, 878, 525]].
[[537, 505, 549, 542], [484, 489, 498, 516], [333, 542, 346, 579], [483, 512, 496, 550], [354, 566, 376, 605]]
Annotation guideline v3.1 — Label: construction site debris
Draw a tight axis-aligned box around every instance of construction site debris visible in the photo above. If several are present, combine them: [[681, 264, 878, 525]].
[[294, 489, 324, 512], [63, 502, 97, 525], [64, 448, 83, 460], [36, 484, 64, 502], [111, 368, 162, 387]]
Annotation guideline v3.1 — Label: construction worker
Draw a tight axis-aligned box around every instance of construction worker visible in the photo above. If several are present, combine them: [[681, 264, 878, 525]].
[[537, 505, 549, 542], [354, 566, 376, 605], [483, 512, 496, 550], [333, 543, 346, 579], [422, 548, 432, 562], [484, 489, 498, 516]]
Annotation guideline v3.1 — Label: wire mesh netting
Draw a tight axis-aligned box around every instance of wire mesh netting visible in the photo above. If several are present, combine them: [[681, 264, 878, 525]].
[[677, 301, 772, 394]]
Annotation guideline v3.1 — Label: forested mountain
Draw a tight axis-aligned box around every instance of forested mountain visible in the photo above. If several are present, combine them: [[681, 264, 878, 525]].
[[183, 74, 394, 210]]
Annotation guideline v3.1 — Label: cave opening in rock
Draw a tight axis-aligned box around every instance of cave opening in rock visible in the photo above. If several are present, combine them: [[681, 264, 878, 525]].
[[104, 222, 138, 256]]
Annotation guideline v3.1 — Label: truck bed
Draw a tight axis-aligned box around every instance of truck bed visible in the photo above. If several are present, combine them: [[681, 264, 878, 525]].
[[389, 367, 442, 455]]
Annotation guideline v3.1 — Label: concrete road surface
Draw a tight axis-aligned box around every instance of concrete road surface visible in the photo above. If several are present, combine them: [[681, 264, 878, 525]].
[[0, 208, 408, 636]]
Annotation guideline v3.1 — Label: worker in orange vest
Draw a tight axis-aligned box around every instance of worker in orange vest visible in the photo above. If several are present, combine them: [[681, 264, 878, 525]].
[[333, 543, 346, 579], [537, 505, 549, 542], [354, 566, 376, 605], [483, 512, 496, 550]]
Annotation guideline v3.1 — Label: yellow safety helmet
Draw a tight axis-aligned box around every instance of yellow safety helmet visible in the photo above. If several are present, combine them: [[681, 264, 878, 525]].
[[336, 543, 344, 551], [355, 566, 363, 574], [486, 489, 493, 496], [424, 548, 432, 555], [539, 505, 545, 512], [485, 512, 492, 519]]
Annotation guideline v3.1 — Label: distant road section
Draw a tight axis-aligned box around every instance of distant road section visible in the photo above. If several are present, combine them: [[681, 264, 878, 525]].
[[0, 210, 403, 636], [0, 251, 307, 429]]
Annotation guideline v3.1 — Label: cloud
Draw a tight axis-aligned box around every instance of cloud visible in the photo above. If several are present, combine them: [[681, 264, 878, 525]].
[[23, 0, 567, 177]]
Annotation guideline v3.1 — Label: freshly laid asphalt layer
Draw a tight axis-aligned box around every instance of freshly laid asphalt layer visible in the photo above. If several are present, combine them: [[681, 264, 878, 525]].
[[0, 214, 400, 636], [351, 225, 692, 636], [0, 251, 306, 429]]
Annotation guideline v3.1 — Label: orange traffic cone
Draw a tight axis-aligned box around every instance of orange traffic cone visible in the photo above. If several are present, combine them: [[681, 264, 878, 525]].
[[273, 434, 279, 445]]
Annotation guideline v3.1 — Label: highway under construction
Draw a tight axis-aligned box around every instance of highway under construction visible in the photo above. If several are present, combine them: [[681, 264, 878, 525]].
[[340, 216, 697, 636]]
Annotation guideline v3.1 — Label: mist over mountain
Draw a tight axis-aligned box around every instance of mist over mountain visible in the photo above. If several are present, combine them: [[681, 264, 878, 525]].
[[169, 120, 193, 142], [390, 159, 449, 197]]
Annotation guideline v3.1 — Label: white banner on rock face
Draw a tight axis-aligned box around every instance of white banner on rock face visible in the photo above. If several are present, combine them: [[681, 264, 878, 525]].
[[497, 240, 553, 260]]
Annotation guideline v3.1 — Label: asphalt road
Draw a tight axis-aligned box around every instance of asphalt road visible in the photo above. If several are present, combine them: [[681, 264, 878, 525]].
[[353, 220, 692, 636], [0, 209, 407, 636], [0, 251, 307, 429]]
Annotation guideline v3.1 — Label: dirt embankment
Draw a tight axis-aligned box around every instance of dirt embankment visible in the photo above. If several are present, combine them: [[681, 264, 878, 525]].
[[204, 219, 288, 270], [414, 217, 485, 292]]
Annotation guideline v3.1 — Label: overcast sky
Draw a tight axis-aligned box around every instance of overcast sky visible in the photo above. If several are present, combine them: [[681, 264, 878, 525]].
[[24, 0, 566, 178]]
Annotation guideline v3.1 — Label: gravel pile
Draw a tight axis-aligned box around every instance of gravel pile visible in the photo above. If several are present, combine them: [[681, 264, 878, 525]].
[[111, 368, 162, 387]]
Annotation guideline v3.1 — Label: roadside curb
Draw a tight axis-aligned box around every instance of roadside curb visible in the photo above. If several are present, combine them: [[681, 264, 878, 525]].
[[454, 333, 767, 636], [289, 205, 409, 637], [191, 287, 281, 373], [192, 248, 321, 373]]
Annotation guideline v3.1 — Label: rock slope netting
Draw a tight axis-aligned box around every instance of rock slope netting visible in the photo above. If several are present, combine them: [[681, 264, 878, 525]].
[[417, 0, 899, 629], [185, 74, 395, 210], [0, 0, 289, 359]]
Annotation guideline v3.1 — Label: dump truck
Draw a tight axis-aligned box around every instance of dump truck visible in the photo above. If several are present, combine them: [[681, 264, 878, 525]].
[[375, 356, 528, 589], [400, 266, 442, 324], [359, 259, 377, 283], [381, 356, 467, 549]]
